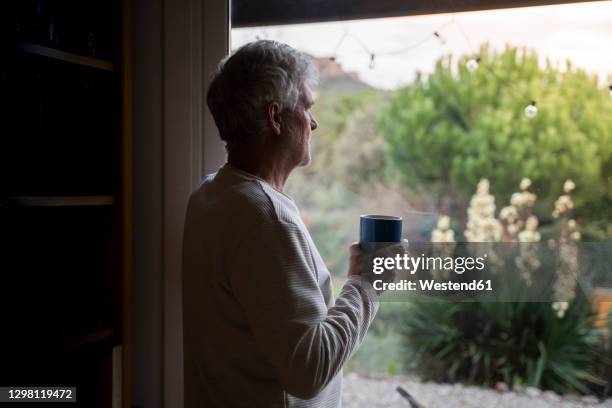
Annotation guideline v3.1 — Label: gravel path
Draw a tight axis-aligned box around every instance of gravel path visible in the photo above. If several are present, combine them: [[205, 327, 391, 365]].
[[342, 373, 612, 408]]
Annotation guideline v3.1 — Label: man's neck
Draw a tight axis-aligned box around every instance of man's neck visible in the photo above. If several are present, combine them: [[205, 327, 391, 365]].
[[227, 149, 295, 191]]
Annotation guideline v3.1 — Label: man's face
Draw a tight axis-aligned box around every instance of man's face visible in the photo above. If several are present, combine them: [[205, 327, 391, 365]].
[[283, 84, 318, 167]]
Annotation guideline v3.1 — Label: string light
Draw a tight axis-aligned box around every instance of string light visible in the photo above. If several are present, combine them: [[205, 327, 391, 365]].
[[524, 101, 538, 118], [433, 31, 447, 45], [328, 19, 454, 62], [315, 17, 607, 118], [450, 18, 479, 75], [368, 54, 376, 69], [329, 31, 349, 62], [466, 57, 480, 73], [454, 18, 475, 54]]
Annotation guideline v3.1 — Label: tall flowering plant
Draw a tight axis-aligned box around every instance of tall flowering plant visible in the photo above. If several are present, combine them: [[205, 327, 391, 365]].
[[433, 178, 581, 316], [551, 180, 581, 318]]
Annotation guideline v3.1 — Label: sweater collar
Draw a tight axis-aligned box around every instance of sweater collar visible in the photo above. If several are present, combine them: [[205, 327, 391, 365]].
[[220, 163, 295, 202]]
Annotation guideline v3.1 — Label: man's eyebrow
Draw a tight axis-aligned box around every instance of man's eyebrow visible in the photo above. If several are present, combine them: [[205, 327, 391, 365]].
[[300, 92, 314, 107]]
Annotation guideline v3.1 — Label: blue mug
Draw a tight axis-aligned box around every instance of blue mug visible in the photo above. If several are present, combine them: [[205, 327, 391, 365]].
[[360, 214, 403, 250]]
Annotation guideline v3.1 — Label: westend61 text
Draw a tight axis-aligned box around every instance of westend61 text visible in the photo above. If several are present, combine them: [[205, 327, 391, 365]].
[[373, 279, 493, 292]]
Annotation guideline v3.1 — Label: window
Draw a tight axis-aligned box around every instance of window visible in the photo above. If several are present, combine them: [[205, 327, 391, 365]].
[[232, 2, 612, 404]]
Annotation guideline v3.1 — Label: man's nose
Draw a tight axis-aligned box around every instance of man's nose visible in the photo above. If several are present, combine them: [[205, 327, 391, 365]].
[[310, 116, 318, 131]]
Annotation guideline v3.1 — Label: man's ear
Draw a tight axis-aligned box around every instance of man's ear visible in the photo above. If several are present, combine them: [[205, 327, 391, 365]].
[[266, 101, 282, 136]]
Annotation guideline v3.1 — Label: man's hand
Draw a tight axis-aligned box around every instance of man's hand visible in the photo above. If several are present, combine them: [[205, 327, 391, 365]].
[[348, 240, 409, 293], [348, 242, 365, 277]]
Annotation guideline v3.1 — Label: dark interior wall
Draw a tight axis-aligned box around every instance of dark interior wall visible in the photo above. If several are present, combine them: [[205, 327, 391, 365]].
[[131, 0, 164, 406]]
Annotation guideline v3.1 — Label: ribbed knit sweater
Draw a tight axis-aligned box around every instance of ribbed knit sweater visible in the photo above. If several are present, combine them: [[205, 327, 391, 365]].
[[182, 163, 379, 407]]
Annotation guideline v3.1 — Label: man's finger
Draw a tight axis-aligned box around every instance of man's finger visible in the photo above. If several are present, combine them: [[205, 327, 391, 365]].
[[376, 240, 409, 257], [349, 242, 361, 257]]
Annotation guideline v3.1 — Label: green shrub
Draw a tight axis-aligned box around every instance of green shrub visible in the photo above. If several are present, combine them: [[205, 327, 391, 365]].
[[592, 309, 612, 396], [399, 299, 605, 395]]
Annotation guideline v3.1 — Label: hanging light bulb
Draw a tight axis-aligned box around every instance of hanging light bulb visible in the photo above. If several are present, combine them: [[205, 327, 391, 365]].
[[368, 54, 376, 69], [433, 31, 446, 45], [466, 57, 480, 73], [330, 55, 343, 65], [524, 101, 538, 119]]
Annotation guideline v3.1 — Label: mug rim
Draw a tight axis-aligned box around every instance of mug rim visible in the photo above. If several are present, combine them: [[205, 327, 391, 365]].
[[360, 214, 403, 220]]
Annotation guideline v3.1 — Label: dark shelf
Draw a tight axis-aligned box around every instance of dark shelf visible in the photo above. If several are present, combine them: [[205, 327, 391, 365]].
[[4, 196, 115, 207], [65, 328, 115, 348], [14, 41, 115, 72], [2, 1, 127, 403]]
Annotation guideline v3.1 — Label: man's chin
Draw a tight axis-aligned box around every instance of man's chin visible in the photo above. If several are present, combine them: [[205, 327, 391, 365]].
[[299, 153, 312, 167]]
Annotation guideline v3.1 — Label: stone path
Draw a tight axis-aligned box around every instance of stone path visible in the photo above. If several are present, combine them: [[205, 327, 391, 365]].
[[342, 373, 612, 408]]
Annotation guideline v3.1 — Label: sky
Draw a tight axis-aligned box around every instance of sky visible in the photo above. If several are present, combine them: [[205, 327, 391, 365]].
[[232, 1, 612, 90]]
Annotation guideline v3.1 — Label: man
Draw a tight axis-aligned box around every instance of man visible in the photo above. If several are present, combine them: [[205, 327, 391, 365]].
[[182, 40, 390, 407]]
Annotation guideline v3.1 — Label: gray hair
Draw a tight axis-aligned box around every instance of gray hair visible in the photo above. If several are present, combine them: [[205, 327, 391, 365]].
[[206, 40, 318, 153]]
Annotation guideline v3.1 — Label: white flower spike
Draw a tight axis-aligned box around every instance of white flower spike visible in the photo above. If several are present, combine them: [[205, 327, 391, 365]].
[[519, 178, 531, 191]]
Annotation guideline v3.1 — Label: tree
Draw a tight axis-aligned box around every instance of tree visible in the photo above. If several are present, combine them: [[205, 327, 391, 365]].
[[379, 45, 612, 227], [330, 94, 388, 192]]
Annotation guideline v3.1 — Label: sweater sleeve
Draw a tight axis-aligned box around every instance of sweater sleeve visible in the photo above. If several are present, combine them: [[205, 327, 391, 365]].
[[229, 220, 379, 400]]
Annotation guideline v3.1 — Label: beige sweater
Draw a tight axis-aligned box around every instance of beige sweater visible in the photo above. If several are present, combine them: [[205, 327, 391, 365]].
[[182, 164, 379, 407]]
